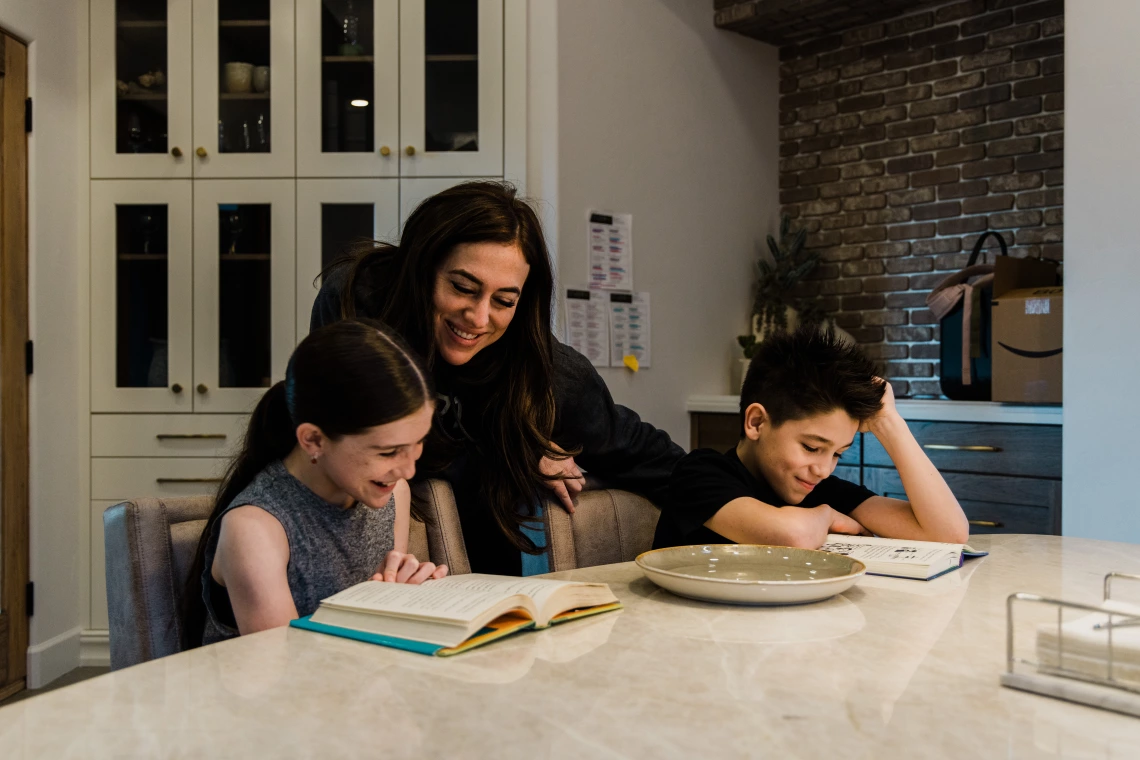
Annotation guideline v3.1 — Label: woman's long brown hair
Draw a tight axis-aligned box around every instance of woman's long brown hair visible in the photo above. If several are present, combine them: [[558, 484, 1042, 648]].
[[330, 181, 565, 553]]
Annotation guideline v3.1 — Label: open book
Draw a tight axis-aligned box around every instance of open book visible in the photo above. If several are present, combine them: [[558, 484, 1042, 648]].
[[289, 574, 622, 656], [818, 534, 987, 580]]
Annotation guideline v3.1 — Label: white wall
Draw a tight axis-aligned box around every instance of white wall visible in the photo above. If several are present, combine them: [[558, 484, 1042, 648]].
[[0, 0, 87, 686], [1063, 2, 1140, 541], [554, 0, 778, 446]]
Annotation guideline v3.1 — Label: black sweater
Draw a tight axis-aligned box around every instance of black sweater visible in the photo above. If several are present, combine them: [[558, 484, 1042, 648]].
[[310, 269, 685, 573]]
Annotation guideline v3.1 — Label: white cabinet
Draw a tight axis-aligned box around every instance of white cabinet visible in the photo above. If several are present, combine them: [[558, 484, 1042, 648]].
[[296, 179, 400, 337], [91, 180, 195, 412], [92, 0, 296, 179], [91, 0, 194, 178], [86, 0, 526, 640], [91, 180, 295, 414], [295, 0, 401, 177], [192, 0, 296, 178], [192, 180, 296, 412], [399, 0, 504, 177]]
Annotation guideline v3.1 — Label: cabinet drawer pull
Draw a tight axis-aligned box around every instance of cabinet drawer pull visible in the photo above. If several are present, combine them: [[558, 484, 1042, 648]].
[[922, 444, 1003, 452], [156, 478, 223, 484], [968, 520, 1004, 528], [155, 434, 227, 441]]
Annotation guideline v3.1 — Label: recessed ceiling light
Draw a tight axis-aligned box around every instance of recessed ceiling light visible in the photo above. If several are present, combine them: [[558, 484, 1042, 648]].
[[350, 99, 369, 108]]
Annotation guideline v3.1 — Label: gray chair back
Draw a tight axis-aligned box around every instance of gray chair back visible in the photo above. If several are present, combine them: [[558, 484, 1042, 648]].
[[544, 487, 660, 572], [103, 496, 213, 670]]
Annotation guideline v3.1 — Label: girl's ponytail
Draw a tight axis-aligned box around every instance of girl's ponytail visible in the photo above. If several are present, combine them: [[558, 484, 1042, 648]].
[[180, 381, 295, 649]]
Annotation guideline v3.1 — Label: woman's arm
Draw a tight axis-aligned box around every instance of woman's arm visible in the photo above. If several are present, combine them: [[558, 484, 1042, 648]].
[[550, 343, 685, 506], [210, 506, 297, 635]]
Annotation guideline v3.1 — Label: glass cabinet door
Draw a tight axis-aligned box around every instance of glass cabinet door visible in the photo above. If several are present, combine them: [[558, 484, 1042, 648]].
[[399, 0, 503, 177], [91, 0, 193, 178], [193, 180, 296, 412], [192, 0, 296, 178], [91, 181, 194, 412], [296, 179, 399, 338], [296, 1, 399, 177]]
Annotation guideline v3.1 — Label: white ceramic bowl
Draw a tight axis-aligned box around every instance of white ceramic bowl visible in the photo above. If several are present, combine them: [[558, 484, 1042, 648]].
[[636, 544, 866, 606]]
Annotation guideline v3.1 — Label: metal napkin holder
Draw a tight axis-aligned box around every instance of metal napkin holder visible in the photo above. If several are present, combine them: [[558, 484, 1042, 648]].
[[1002, 572, 1140, 718]]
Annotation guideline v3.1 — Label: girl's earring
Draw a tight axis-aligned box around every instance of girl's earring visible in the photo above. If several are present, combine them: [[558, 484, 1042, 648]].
[[310, 455, 319, 465]]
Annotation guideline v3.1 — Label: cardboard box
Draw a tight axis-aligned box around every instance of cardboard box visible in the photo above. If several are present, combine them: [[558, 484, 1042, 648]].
[[991, 256, 1062, 403]]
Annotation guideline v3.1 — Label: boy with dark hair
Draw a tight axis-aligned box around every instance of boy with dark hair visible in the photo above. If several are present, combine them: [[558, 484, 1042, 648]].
[[653, 329, 968, 550]]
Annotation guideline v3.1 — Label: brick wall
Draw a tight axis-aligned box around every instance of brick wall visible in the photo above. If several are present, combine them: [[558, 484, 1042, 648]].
[[777, 0, 1063, 397]]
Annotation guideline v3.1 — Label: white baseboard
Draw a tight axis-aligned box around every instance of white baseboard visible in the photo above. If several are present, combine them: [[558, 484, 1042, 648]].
[[26, 626, 82, 688], [80, 629, 110, 668]]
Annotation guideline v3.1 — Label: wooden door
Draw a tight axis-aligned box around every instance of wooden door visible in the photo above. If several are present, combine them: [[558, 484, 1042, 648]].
[[0, 30, 29, 702]]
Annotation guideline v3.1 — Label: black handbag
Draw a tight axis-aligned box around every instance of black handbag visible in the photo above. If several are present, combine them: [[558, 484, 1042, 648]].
[[928, 231, 1009, 401]]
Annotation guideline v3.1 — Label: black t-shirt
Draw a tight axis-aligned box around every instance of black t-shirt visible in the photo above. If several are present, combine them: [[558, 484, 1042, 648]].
[[652, 447, 877, 549]]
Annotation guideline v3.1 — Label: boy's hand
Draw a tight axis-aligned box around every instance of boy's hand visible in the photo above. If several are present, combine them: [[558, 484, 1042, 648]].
[[783, 505, 867, 549], [861, 377, 903, 436], [822, 505, 869, 538]]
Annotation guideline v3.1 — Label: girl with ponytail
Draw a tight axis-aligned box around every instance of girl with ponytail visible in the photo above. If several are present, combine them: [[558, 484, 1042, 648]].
[[182, 319, 445, 648]]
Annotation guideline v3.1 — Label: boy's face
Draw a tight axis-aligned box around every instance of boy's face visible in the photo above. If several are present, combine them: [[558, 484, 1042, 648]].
[[740, 405, 859, 505]]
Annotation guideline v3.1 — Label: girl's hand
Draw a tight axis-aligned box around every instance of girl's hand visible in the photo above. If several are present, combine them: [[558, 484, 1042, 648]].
[[539, 450, 586, 514], [372, 550, 448, 584]]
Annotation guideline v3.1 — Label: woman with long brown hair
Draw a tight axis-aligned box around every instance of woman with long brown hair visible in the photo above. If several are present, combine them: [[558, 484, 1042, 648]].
[[312, 181, 683, 575]]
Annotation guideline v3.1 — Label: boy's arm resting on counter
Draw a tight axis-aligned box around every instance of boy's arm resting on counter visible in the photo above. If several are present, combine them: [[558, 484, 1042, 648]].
[[705, 498, 866, 549], [849, 385, 970, 544]]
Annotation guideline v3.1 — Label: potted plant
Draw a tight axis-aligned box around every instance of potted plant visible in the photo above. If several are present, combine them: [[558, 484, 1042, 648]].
[[735, 214, 835, 388]]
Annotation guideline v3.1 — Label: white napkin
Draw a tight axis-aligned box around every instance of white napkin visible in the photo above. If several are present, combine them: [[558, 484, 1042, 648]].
[[1037, 600, 1140, 683]]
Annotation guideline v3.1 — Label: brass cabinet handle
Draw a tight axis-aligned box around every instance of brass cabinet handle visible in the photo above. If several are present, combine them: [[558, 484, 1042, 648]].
[[171, 383, 183, 394], [156, 478, 223, 484], [968, 520, 1003, 528], [196, 146, 208, 158], [171, 146, 183, 158], [405, 145, 416, 156], [922, 444, 1003, 452], [156, 433, 227, 440], [379, 145, 391, 156], [197, 383, 209, 394]]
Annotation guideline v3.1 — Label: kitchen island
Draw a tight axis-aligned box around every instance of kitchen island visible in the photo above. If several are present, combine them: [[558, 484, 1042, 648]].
[[2, 535, 1137, 757]]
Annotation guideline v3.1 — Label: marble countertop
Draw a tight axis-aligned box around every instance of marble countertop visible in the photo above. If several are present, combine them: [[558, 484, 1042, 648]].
[[4, 535, 1140, 757], [687, 395, 1063, 425]]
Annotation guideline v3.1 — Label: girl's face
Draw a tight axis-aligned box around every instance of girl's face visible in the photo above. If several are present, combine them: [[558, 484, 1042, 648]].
[[432, 241, 530, 366], [317, 401, 435, 509]]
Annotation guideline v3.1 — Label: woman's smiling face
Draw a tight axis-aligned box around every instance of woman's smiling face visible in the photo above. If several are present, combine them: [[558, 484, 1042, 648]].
[[432, 241, 530, 366]]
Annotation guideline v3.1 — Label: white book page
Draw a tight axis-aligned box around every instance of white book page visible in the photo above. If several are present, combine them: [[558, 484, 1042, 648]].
[[425, 574, 587, 614], [320, 581, 517, 624], [821, 535, 961, 566]]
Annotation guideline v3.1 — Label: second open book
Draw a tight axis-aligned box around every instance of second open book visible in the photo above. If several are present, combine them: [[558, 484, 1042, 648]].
[[290, 574, 622, 656], [819, 534, 988, 580]]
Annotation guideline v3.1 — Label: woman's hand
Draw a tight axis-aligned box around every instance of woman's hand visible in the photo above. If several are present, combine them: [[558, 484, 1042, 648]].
[[372, 550, 448, 584], [539, 450, 586, 514]]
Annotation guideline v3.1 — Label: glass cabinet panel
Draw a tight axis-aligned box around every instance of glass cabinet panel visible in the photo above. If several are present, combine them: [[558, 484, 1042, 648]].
[[321, 0, 375, 154], [423, 0, 478, 153], [218, 0, 272, 154], [217, 204, 272, 387], [320, 203, 374, 269], [115, 0, 170, 155], [93, 180, 193, 412], [115, 205, 170, 387]]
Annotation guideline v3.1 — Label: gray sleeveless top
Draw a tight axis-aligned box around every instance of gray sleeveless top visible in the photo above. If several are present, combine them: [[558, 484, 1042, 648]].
[[201, 460, 396, 644]]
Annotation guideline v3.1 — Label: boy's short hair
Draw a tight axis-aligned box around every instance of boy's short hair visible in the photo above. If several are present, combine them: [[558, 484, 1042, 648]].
[[740, 328, 885, 432]]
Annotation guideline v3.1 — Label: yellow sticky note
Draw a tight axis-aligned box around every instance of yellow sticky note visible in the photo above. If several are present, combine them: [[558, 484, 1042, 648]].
[[623, 355, 640, 372]]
